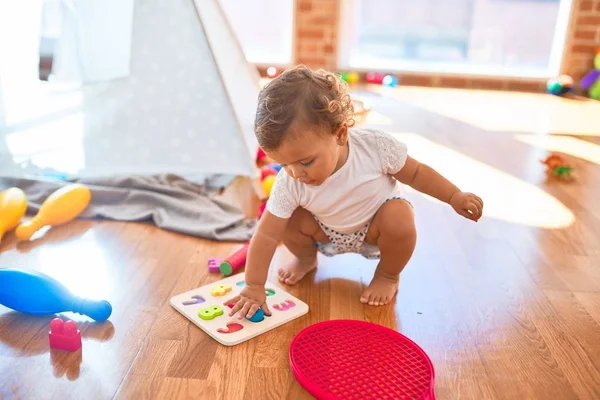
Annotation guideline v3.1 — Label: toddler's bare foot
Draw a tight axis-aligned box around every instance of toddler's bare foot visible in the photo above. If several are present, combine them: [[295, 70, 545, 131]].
[[278, 255, 317, 285], [360, 271, 399, 306]]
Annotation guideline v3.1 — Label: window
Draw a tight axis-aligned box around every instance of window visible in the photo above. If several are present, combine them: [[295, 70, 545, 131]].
[[219, 0, 294, 65], [339, 0, 573, 77]]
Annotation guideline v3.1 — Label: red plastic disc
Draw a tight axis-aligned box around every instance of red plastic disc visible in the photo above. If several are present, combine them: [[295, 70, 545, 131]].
[[289, 320, 435, 400]]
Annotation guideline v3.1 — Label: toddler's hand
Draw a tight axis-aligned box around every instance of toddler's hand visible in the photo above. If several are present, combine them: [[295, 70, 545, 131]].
[[224, 284, 271, 320], [450, 191, 483, 222]]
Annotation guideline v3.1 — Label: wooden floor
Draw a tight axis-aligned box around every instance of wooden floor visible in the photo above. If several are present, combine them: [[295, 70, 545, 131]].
[[2, 87, 600, 399]]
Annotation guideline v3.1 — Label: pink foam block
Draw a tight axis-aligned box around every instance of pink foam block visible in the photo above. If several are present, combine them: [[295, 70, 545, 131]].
[[49, 318, 82, 352], [208, 258, 222, 273]]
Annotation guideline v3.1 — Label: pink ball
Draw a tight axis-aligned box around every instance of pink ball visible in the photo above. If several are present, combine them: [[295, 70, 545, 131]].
[[260, 166, 277, 180]]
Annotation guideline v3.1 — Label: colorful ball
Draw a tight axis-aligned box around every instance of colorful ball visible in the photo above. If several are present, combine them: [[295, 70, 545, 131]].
[[546, 75, 573, 96], [262, 175, 276, 198], [267, 67, 278, 78], [256, 147, 266, 163], [258, 201, 267, 219], [269, 163, 283, 172], [260, 165, 277, 180], [366, 72, 384, 84], [382, 74, 398, 88]]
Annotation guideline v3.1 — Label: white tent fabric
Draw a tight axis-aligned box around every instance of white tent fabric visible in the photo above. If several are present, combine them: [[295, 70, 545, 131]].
[[0, 0, 260, 179]]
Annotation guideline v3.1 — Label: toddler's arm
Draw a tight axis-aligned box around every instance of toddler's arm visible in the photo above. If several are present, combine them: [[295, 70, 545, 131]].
[[225, 210, 288, 319], [394, 156, 483, 221]]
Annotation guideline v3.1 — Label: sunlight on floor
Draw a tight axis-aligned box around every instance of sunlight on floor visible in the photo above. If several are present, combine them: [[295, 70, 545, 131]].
[[515, 134, 600, 165], [383, 86, 600, 136], [391, 132, 575, 229], [39, 229, 112, 300]]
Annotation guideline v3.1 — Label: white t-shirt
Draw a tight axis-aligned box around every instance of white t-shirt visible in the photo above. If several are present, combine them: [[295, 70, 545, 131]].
[[266, 128, 408, 233]]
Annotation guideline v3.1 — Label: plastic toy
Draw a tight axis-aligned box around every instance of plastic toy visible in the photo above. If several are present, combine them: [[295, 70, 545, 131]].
[[257, 201, 267, 219], [198, 305, 224, 320], [208, 257, 222, 273], [0, 187, 27, 243], [269, 163, 283, 173], [266, 67, 279, 78], [290, 320, 435, 399], [245, 308, 265, 322], [15, 184, 91, 241], [260, 165, 277, 180], [219, 241, 250, 276], [366, 72, 385, 84], [170, 272, 308, 346], [256, 147, 267, 164], [262, 175, 276, 198], [382, 74, 398, 88], [0, 268, 112, 321], [546, 75, 573, 96], [541, 154, 573, 179], [580, 48, 600, 100], [340, 71, 359, 85], [211, 284, 232, 296], [49, 318, 82, 352]]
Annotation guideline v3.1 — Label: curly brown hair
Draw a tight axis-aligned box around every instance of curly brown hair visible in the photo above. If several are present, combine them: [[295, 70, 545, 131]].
[[254, 65, 355, 150]]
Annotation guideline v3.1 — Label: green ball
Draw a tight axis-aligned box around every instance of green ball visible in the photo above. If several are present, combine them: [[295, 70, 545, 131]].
[[340, 72, 349, 82], [546, 80, 561, 94]]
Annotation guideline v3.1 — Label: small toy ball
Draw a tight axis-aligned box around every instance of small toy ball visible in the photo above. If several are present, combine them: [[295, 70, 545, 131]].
[[257, 201, 267, 219], [341, 72, 359, 84], [267, 67, 278, 78], [260, 165, 277, 180], [382, 74, 398, 88], [256, 147, 267, 163], [269, 163, 283, 173], [262, 175, 276, 198], [347, 72, 359, 84], [366, 72, 384, 84], [546, 75, 573, 96]]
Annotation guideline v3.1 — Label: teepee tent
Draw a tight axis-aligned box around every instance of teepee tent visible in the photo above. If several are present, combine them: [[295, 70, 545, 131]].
[[0, 0, 260, 179]]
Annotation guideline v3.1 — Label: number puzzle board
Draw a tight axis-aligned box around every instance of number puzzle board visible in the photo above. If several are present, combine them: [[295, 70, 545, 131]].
[[170, 273, 309, 346]]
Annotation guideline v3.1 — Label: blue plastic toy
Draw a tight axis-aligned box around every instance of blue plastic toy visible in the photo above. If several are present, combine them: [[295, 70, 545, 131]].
[[269, 163, 283, 173], [0, 268, 112, 321], [246, 308, 265, 322]]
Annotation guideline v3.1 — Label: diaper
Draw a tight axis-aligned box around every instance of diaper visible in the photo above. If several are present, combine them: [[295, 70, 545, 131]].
[[313, 196, 410, 260]]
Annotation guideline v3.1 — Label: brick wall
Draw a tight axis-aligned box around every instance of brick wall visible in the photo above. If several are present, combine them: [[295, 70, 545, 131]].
[[561, 0, 600, 84], [284, 0, 599, 92], [294, 0, 339, 70]]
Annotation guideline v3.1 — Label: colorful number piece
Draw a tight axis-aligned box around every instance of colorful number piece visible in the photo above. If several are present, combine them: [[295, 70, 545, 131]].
[[182, 295, 206, 306], [217, 322, 243, 334], [265, 288, 275, 296], [208, 258, 222, 273], [236, 281, 246, 288], [198, 305, 224, 320], [211, 284, 232, 297], [273, 300, 295, 312], [246, 308, 265, 323]]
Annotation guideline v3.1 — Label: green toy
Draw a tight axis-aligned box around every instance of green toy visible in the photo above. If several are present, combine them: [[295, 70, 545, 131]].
[[580, 49, 600, 100]]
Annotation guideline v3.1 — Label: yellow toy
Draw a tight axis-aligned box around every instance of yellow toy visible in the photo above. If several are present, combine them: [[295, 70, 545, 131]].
[[0, 187, 27, 242], [262, 175, 276, 198], [211, 284, 232, 296], [15, 184, 91, 241]]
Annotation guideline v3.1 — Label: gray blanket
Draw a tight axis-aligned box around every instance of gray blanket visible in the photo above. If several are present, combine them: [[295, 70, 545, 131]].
[[0, 175, 255, 241]]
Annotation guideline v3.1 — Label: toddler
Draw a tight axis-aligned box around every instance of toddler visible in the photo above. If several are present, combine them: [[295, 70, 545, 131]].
[[226, 66, 483, 318]]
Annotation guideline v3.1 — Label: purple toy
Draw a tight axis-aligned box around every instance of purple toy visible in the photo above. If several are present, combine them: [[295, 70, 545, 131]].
[[208, 258, 222, 273]]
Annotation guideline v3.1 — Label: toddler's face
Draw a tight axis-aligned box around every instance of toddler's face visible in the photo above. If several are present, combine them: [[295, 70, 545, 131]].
[[265, 123, 347, 186]]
